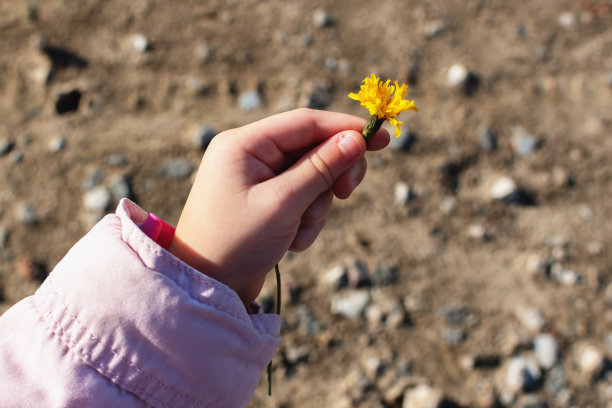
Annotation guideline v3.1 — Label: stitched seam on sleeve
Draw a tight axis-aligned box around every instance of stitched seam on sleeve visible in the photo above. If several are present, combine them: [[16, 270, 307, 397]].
[[34, 277, 207, 408], [126, 226, 254, 325]]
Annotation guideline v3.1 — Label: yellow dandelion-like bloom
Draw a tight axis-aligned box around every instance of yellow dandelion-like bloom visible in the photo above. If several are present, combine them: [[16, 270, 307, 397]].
[[349, 74, 418, 139]]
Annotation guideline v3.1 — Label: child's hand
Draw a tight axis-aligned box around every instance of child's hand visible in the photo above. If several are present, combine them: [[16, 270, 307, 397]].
[[169, 109, 390, 306]]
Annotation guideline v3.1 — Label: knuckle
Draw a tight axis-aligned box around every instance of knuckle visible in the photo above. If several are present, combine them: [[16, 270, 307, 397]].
[[307, 151, 334, 190]]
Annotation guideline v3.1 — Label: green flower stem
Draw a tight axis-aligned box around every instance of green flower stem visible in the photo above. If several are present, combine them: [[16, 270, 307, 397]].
[[362, 115, 385, 141], [267, 263, 281, 396]]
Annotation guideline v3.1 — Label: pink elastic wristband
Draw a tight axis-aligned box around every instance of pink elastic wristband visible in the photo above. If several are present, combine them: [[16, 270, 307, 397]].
[[140, 213, 175, 250]]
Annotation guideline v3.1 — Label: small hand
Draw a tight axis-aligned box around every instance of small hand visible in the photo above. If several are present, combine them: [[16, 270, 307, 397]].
[[169, 108, 390, 306]]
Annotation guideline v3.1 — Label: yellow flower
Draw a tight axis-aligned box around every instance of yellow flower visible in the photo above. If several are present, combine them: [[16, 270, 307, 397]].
[[349, 74, 418, 137]]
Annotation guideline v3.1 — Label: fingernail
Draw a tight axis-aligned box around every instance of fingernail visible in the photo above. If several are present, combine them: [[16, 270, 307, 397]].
[[348, 160, 366, 192], [338, 133, 362, 160]]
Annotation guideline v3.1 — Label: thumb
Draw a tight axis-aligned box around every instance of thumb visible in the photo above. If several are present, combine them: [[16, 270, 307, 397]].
[[267, 130, 365, 214]]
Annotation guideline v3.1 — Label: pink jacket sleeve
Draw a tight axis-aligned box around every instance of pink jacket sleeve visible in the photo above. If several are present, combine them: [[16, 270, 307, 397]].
[[0, 199, 281, 408]]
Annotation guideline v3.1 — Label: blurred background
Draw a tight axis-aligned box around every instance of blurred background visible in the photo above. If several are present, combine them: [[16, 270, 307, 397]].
[[1, 0, 611, 406]]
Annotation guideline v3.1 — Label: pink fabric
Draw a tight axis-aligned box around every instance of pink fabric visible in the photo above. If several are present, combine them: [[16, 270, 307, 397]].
[[0, 199, 281, 408]]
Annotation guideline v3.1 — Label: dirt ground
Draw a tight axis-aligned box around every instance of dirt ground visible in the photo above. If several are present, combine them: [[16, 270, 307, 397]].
[[1, 0, 611, 407]]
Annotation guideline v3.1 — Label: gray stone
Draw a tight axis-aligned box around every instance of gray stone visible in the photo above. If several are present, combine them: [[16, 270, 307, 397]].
[[325, 56, 339, 71], [16, 203, 37, 225], [511, 126, 539, 157], [439, 196, 457, 214], [439, 327, 467, 345], [347, 259, 371, 288], [238, 90, 261, 112], [109, 174, 132, 201], [424, 20, 446, 38], [82, 169, 104, 191], [313, 9, 334, 28], [506, 356, 542, 392], [544, 365, 567, 398], [306, 84, 332, 109], [159, 159, 194, 180], [374, 261, 397, 286], [439, 304, 470, 325], [10, 150, 22, 163], [534, 333, 559, 369], [295, 304, 322, 336], [187, 123, 217, 150], [389, 130, 415, 152], [83, 186, 111, 212], [477, 127, 497, 151], [105, 154, 128, 166], [0, 138, 14, 155], [331, 290, 370, 319], [402, 384, 443, 408]]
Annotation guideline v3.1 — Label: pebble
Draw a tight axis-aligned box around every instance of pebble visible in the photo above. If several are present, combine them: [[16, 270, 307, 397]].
[[195, 43, 214, 63], [550, 264, 580, 286], [313, 9, 334, 28], [331, 290, 370, 319], [477, 127, 497, 151], [515, 307, 545, 333], [131, 34, 149, 53], [10, 150, 22, 163], [489, 176, 519, 202], [423, 20, 446, 39], [284, 344, 310, 366], [534, 333, 559, 369], [439, 304, 470, 326], [439, 327, 467, 345], [158, 159, 194, 179], [525, 253, 550, 278], [346, 258, 371, 288], [48, 136, 66, 153], [185, 77, 210, 95], [105, 154, 128, 166], [439, 196, 457, 215], [83, 186, 111, 212], [16, 203, 38, 225], [325, 56, 339, 71], [402, 384, 443, 408], [543, 365, 567, 398], [574, 342, 605, 381], [511, 126, 539, 157], [186, 123, 217, 150], [323, 265, 349, 289], [467, 224, 487, 240], [305, 84, 332, 109], [515, 394, 548, 408], [374, 261, 397, 286], [394, 182, 415, 206], [558, 12, 576, 29], [238, 90, 262, 112], [446, 63, 469, 88], [82, 169, 104, 191], [109, 174, 132, 201], [505, 356, 542, 392], [388, 130, 415, 152], [0, 138, 14, 155], [295, 304, 322, 336]]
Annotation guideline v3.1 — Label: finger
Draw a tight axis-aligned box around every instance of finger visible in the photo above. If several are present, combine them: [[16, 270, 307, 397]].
[[333, 157, 367, 199], [264, 130, 365, 215], [236, 108, 367, 172], [289, 219, 326, 252], [366, 128, 391, 151], [301, 190, 333, 226]]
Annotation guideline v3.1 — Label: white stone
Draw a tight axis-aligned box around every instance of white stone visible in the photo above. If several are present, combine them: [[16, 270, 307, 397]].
[[83, 186, 111, 212], [131, 34, 149, 53], [534, 333, 559, 369], [424, 20, 445, 38], [238, 90, 261, 112], [313, 9, 333, 28], [575, 343, 605, 381], [446, 64, 468, 88], [490, 177, 518, 201], [395, 182, 415, 206], [439, 196, 457, 214], [323, 265, 348, 288], [331, 291, 370, 319], [402, 384, 443, 408], [48, 137, 66, 153], [467, 224, 486, 240], [515, 307, 545, 333], [505, 356, 541, 392], [558, 12, 576, 29]]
